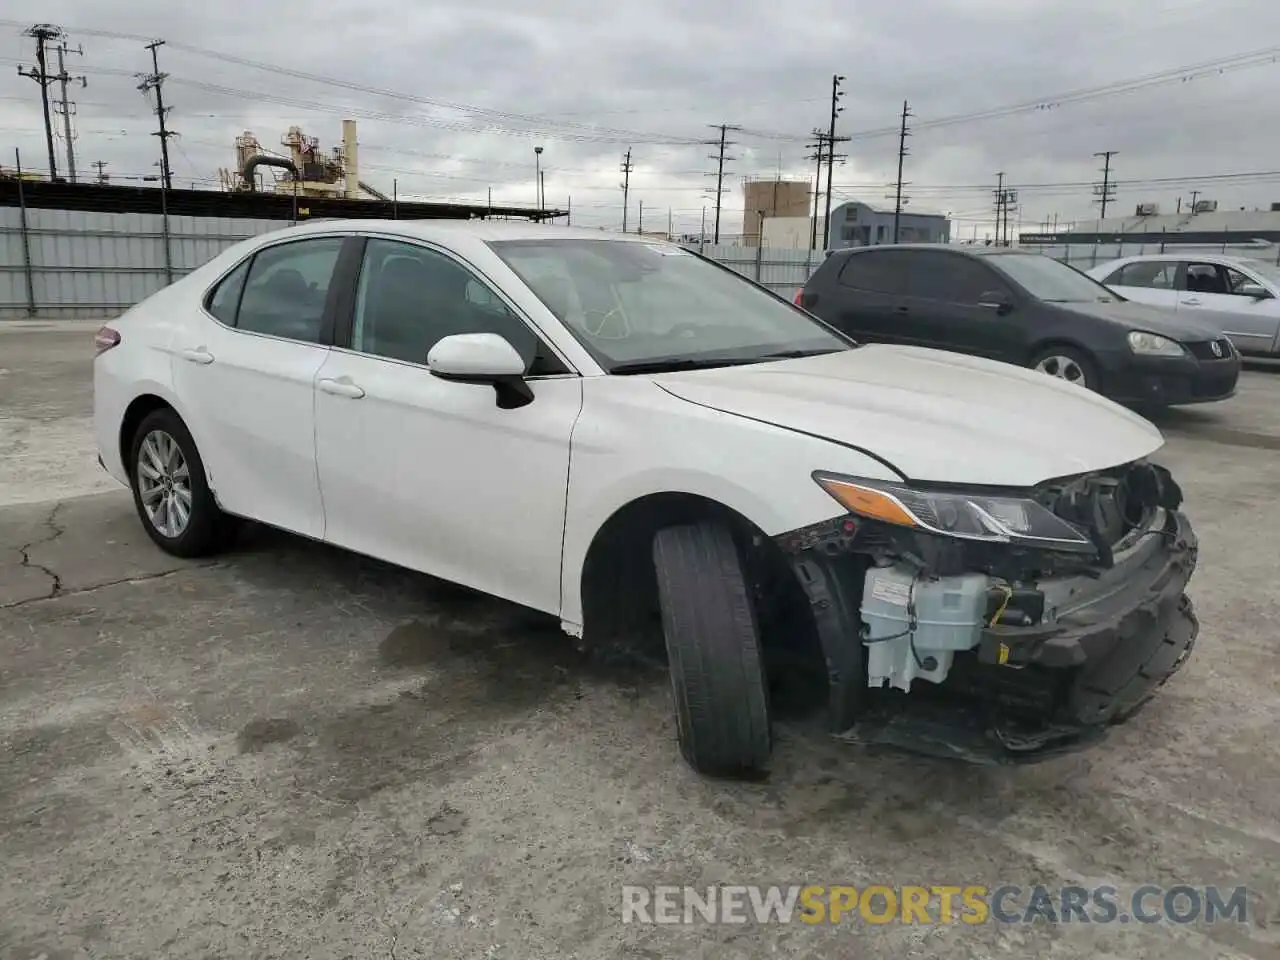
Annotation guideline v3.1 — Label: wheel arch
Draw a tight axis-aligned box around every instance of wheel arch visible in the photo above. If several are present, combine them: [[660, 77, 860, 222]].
[[578, 492, 763, 650], [1026, 336, 1099, 366], [575, 492, 824, 695], [119, 393, 177, 477]]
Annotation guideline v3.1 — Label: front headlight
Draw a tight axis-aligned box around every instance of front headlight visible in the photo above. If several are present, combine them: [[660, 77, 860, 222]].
[[1128, 330, 1186, 356], [813, 473, 1094, 551]]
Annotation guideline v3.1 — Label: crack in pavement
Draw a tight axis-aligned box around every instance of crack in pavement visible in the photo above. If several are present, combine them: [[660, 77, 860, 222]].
[[0, 561, 222, 611], [16, 500, 65, 600]]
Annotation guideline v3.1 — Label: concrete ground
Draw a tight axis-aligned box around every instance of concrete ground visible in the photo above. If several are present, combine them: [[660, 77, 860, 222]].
[[1, 322, 1278, 960]]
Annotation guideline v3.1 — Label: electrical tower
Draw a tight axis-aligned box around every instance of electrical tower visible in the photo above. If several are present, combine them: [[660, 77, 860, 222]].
[[1093, 150, 1118, 221], [891, 100, 912, 244], [705, 123, 741, 244], [137, 39, 175, 190], [91, 160, 109, 184], [52, 38, 86, 183], [620, 148, 633, 232], [822, 74, 847, 250], [17, 23, 65, 180]]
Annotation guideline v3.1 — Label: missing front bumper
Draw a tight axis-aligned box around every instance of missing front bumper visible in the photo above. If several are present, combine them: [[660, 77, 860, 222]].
[[784, 509, 1200, 765]]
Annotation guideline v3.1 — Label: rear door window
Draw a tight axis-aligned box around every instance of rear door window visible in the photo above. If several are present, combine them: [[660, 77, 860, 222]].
[[899, 252, 1003, 304], [1108, 261, 1177, 289], [836, 250, 911, 296]]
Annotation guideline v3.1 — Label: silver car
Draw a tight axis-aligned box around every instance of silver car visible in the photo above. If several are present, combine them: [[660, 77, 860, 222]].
[[1087, 253, 1280, 357]]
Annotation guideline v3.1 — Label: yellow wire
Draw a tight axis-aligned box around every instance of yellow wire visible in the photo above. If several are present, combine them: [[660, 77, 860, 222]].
[[990, 583, 1013, 626]]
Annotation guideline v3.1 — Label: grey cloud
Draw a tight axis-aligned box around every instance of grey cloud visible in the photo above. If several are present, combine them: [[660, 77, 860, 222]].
[[3, 0, 1280, 236]]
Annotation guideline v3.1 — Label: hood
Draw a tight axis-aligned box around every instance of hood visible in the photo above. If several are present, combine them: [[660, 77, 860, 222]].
[[653, 345, 1164, 488], [1057, 298, 1225, 340]]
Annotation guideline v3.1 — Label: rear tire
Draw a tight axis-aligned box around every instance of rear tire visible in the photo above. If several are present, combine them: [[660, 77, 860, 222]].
[[128, 407, 236, 558], [1029, 345, 1098, 392], [652, 522, 773, 778]]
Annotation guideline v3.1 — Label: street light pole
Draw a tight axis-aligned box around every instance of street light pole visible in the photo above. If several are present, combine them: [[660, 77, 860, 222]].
[[534, 145, 544, 212]]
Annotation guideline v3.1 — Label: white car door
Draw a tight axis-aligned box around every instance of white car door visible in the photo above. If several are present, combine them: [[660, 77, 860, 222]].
[[170, 235, 345, 539], [1177, 260, 1280, 354], [1095, 259, 1180, 309], [313, 236, 583, 615]]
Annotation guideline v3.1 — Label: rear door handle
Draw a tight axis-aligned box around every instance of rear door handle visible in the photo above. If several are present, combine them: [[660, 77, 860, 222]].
[[894, 305, 909, 313], [1180, 298, 1202, 306], [178, 347, 214, 364], [318, 377, 366, 399]]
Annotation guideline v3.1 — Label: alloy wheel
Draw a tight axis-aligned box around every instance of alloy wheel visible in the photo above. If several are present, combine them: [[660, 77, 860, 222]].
[[1034, 354, 1088, 387], [136, 429, 193, 538]]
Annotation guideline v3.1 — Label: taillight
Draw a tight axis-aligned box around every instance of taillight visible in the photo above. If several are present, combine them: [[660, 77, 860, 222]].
[[94, 326, 121, 356], [793, 289, 804, 306]]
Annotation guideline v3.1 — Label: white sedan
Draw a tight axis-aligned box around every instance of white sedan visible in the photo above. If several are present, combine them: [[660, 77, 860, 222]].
[[94, 220, 1201, 776], [1087, 252, 1280, 356]]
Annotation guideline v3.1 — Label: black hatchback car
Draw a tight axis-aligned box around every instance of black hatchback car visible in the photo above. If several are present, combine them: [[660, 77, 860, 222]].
[[796, 245, 1240, 407]]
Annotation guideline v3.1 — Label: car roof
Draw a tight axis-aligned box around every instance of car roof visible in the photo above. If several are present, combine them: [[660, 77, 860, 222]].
[[244, 218, 660, 246], [833, 243, 1035, 259], [1104, 252, 1256, 264]]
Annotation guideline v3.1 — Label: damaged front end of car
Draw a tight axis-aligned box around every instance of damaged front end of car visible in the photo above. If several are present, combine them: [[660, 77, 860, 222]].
[[775, 460, 1199, 764]]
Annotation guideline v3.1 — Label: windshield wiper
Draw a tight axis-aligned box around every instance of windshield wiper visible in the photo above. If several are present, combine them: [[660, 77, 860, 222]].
[[609, 356, 767, 375], [610, 347, 847, 375], [755, 347, 850, 359]]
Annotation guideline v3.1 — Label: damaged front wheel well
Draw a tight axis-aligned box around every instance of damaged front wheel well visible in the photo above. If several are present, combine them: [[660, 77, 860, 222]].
[[579, 494, 828, 713]]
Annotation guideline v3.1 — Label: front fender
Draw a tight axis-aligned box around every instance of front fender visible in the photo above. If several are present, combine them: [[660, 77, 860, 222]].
[[557, 378, 900, 629]]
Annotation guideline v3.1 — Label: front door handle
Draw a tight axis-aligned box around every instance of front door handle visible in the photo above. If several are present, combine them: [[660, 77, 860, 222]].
[[1180, 298, 1202, 306], [318, 377, 366, 399], [178, 347, 214, 364], [894, 305, 909, 314]]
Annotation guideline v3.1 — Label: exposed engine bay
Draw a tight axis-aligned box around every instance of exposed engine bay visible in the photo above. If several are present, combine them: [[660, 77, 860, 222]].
[[776, 459, 1199, 764]]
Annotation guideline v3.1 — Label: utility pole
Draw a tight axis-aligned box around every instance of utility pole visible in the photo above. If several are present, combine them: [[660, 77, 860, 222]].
[[534, 145, 543, 211], [705, 123, 741, 244], [892, 100, 912, 244], [137, 39, 174, 190], [823, 74, 846, 250], [638, 199, 644, 235], [667, 207, 673, 240], [91, 159, 109, 183], [53, 38, 86, 183], [1093, 150, 1117, 221], [17, 24, 64, 180], [1189, 189, 1201, 214], [620, 147, 633, 232], [805, 129, 827, 250], [993, 172, 1005, 247]]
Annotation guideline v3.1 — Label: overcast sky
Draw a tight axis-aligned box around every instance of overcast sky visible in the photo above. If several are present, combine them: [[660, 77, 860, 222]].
[[3, 0, 1280, 239]]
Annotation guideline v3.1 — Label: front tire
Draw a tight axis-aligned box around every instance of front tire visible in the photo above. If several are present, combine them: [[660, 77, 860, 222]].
[[652, 522, 773, 778], [1030, 345, 1098, 391], [128, 407, 234, 558]]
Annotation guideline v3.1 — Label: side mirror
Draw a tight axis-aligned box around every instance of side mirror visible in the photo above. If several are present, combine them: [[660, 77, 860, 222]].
[[977, 290, 1014, 315], [427, 333, 533, 409], [1238, 282, 1271, 300]]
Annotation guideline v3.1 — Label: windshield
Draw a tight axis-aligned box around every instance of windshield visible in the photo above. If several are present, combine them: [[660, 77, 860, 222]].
[[989, 253, 1118, 303], [488, 238, 851, 372], [1238, 258, 1280, 286]]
